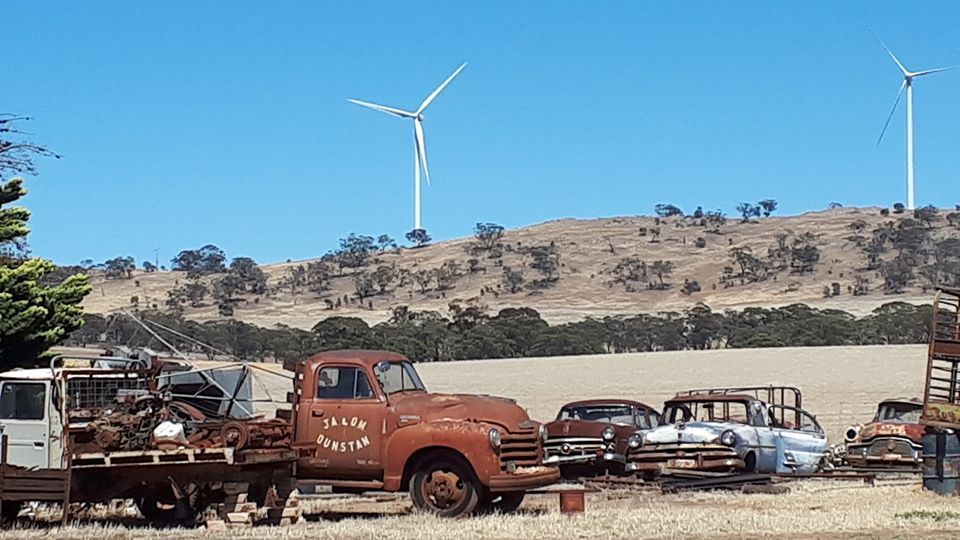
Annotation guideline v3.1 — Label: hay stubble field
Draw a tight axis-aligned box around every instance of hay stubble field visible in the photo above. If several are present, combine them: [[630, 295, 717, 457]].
[[6, 344, 960, 540]]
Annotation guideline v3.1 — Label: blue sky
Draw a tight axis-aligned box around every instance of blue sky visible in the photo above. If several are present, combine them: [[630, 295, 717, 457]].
[[4, 2, 960, 266]]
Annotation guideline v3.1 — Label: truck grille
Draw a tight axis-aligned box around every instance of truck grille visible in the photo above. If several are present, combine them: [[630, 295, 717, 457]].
[[855, 437, 919, 458], [499, 429, 541, 471], [544, 437, 603, 460]]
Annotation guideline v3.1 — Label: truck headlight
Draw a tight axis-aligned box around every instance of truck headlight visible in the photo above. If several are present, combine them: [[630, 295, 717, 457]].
[[602, 426, 616, 441], [720, 430, 736, 447], [627, 433, 643, 449], [844, 426, 860, 443], [488, 428, 502, 450], [539, 424, 549, 443]]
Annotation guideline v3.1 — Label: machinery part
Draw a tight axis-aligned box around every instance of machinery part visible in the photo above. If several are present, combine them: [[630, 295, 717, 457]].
[[477, 491, 525, 514], [136, 482, 204, 525], [409, 456, 480, 517], [221, 421, 251, 449]]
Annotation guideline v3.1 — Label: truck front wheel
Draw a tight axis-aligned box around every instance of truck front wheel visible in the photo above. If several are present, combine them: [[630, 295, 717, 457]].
[[409, 458, 480, 517]]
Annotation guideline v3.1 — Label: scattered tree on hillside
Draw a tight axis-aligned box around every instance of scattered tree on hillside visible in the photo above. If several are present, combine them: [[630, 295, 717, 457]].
[[526, 244, 561, 287], [377, 234, 397, 252], [228, 256, 267, 294], [473, 222, 505, 256], [142, 261, 158, 273], [654, 204, 683, 218], [789, 232, 821, 275], [171, 244, 227, 278], [406, 228, 431, 248], [736, 203, 761, 223], [649, 260, 674, 290], [336, 234, 377, 272], [758, 199, 778, 218], [893, 202, 905, 214], [353, 272, 376, 303], [371, 264, 397, 294], [413, 269, 433, 294], [435, 261, 462, 291], [104, 256, 135, 279], [502, 266, 525, 293], [611, 256, 647, 291]]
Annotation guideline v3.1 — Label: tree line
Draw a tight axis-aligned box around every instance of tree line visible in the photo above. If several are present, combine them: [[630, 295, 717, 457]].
[[64, 301, 932, 364]]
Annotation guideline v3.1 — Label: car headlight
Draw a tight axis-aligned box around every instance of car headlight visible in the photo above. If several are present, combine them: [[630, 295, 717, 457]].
[[720, 430, 737, 447], [844, 426, 860, 443], [627, 433, 643, 449], [602, 426, 616, 441], [488, 428, 502, 450], [539, 424, 549, 443]]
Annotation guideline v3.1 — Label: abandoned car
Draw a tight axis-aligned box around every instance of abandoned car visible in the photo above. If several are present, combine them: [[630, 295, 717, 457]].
[[543, 399, 660, 477], [624, 387, 828, 475], [844, 398, 924, 469]]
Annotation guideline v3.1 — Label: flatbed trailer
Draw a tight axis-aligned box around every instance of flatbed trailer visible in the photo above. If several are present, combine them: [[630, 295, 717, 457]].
[[920, 287, 960, 429], [0, 354, 298, 525]]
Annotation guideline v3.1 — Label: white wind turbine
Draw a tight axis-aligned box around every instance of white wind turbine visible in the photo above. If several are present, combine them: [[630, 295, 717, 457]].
[[875, 37, 955, 210], [348, 63, 467, 231]]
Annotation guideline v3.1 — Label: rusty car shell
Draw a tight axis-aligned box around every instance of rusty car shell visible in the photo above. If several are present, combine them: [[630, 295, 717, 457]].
[[290, 350, 559, 495], [543, 399, 660, 477], [845, 398, 924, 468], [625, 389, 828, 475]]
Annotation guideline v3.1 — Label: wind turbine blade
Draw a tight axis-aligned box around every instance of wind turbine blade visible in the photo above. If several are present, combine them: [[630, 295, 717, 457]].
[[871, 31, 910, 76], [414, 119, 430, 185], [877, 80, 906, 146], [417, 63, 467, 114], [347, 99, 417, 118], [911, 66, 959, 77]]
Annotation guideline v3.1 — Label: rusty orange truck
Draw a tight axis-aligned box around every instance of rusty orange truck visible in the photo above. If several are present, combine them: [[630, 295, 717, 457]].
[[0, 349, 558, 524], [288, 350, 559, 516]]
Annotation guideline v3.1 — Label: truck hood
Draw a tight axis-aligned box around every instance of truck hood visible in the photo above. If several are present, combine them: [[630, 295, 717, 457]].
[[545, 420, 632, 439], [645, 422, 728, 445], [860, 422, 925, 443], [392, 392, 532, 430]]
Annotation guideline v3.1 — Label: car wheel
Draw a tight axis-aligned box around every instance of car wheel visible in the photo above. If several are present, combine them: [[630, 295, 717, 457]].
[[409, 457, 480, 518], [743, 451, 758, 473]]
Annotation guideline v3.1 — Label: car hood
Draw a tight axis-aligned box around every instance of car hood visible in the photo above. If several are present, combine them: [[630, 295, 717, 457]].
[[391, 392, 532, 430], [860, 422, 924, 443], [545, 420, 633, 439], [645, 422, 732, 445]]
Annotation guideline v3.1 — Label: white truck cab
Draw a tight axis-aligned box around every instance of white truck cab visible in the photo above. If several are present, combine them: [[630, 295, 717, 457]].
[[0, 369, 63, 469]]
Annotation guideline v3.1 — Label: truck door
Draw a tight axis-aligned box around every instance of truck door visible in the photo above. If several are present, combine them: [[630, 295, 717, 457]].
[[301, 365, 384, 478], [769, 405, 828, 473], [0, 380, 50, 468]]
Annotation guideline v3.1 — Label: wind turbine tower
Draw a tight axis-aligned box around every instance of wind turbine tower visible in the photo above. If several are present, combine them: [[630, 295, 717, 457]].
[[876, 38, 954, 210], [348, 63, 467, 231]]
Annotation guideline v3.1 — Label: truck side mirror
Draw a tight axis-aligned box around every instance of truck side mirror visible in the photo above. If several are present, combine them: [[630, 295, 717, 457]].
[[375, 361, 391, 373]]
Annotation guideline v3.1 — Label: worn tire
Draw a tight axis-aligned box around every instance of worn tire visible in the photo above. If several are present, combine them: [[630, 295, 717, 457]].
[[0, 501, 22, 525], [409, 456, 480, 518], [477, 491, 525, 514]]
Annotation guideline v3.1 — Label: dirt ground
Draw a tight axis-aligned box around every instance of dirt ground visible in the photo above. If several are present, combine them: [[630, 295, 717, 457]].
[[5, 344, 959, 539]]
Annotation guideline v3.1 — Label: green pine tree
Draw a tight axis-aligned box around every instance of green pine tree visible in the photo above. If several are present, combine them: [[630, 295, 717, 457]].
[[0, 115, 91, 368]]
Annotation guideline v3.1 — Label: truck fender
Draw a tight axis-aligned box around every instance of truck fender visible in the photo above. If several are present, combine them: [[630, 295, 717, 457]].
[[383, 421, 498, 492]]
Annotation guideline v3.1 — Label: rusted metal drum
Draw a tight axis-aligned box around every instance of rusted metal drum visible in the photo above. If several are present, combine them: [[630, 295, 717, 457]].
[[922, 427, 960, 495], [559, 491, 586, 513]]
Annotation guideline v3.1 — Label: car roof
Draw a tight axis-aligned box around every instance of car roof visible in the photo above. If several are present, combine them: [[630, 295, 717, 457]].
[[878, 397, 922, 407], [560, 399, 658, 412], [666, 393, 757, 404], [303, 349, 409, 368], [0, 368, 53, 381]]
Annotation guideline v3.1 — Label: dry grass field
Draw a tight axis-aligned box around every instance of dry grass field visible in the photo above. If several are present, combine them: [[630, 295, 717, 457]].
[[81, 207, 936, 328], [6, 344, 960, 539]]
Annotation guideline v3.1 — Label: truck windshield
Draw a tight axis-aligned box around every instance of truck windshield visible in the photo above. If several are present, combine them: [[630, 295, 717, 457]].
[[876, 402, 922, 423], [558, 405, 634, 425], [375, 361, 426, 395]]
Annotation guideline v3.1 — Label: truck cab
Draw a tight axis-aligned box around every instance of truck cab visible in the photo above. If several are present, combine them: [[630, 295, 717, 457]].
[[288, 350, 559, 516], [0, 370, 63, 469]]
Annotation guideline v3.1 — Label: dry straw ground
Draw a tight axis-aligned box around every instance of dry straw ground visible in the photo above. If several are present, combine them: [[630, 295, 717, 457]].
[[6, 344, 960, 539]]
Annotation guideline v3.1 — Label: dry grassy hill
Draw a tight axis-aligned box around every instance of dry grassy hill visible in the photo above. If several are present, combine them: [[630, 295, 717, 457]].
[[83, 207, 946, 330]]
